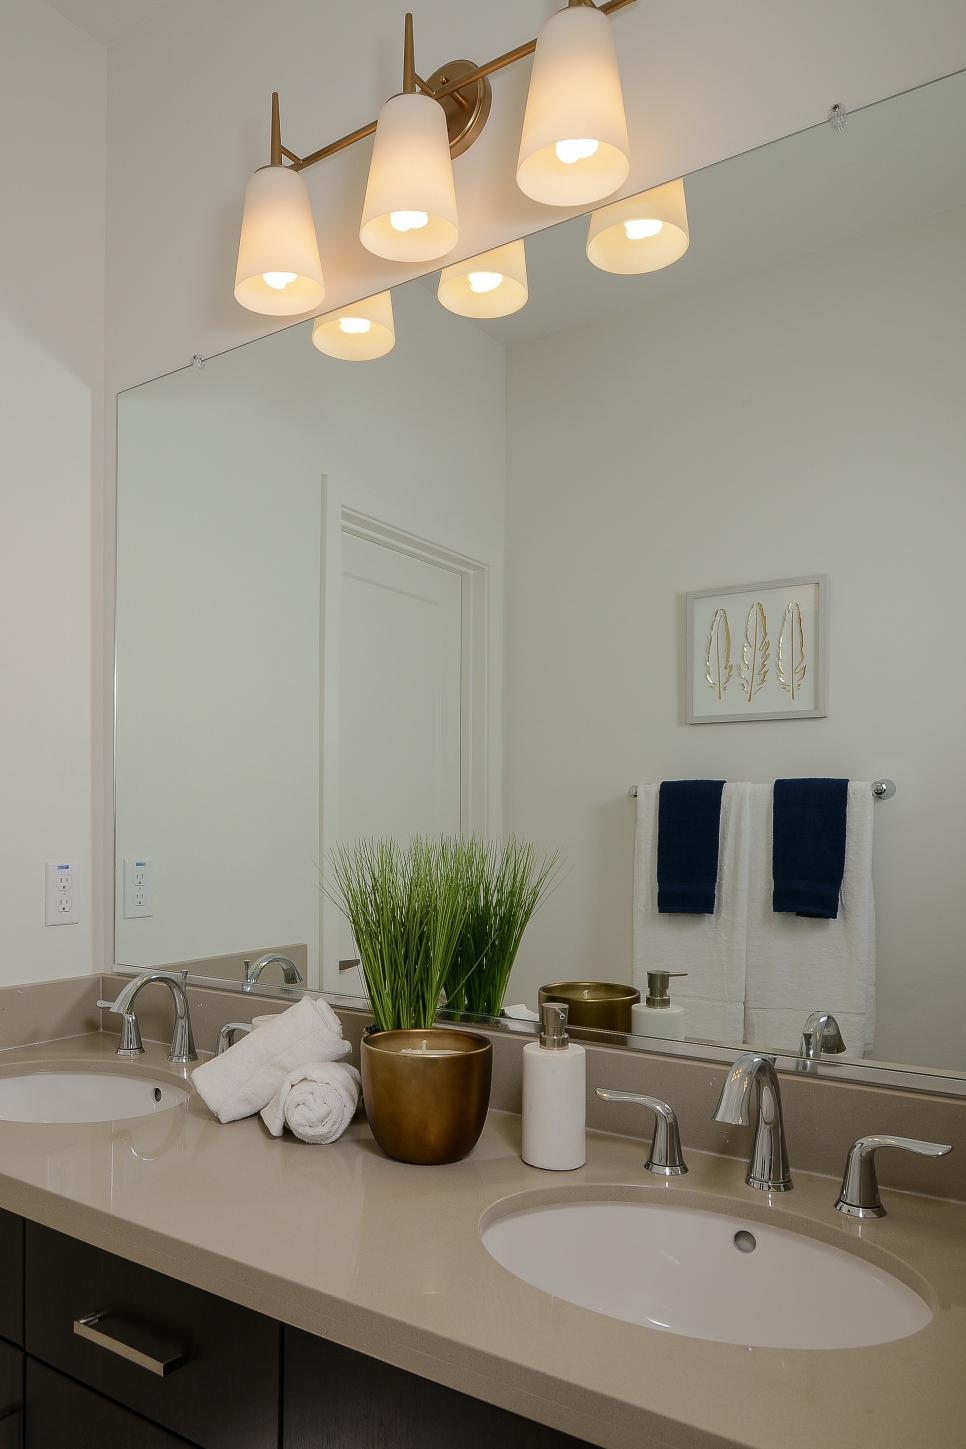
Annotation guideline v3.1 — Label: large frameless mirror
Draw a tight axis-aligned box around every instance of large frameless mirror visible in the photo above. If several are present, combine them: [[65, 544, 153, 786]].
[[115, 70, 966, 1084]]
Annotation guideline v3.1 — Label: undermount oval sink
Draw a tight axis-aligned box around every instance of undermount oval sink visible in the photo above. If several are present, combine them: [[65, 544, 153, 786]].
[[481, 1199, 932, 1349], [0, 1071, 188, 1124]]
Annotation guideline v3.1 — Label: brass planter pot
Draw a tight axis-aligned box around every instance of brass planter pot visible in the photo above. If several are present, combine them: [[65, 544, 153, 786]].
[[361, 1028, 492, 1165], [539, 981, 640, 1034]]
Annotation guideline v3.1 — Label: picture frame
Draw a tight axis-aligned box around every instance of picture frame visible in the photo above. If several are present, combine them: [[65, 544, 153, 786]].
[[686, 575, 829, 724]]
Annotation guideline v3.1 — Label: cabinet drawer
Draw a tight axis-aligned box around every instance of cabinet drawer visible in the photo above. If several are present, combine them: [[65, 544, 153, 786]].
[[26, 1360, 191, 1449], [284, 1327, 589, 1448], [25, 1224, 279, 1449], [0, 1340, 22, 1449], [0, 1211, 23, 1347]]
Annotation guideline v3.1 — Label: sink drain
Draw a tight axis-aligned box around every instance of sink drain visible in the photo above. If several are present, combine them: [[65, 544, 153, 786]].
[[733, 1230, 757, 1254], [153, 1087, 163, 1103]]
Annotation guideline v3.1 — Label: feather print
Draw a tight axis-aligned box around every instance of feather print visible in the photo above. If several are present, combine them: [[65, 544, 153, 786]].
[[777, 601, 807, 700], [739, 601, 769, 702], [705, 608, 734, 700]]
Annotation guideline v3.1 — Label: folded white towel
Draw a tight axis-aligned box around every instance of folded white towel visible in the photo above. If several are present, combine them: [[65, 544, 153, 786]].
[[192, 997, 351, 1123], [260, 1061, 362, 1144], [633, 782, 752, 1042]]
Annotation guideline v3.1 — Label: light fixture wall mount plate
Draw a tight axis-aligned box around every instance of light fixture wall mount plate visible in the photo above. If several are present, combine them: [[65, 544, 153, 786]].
[[426, 61, 493, 159]]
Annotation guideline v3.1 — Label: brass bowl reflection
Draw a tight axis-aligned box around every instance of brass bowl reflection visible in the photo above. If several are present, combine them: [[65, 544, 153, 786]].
[[360, 1028, 493, 1166], [539, 981, 641, 1034]]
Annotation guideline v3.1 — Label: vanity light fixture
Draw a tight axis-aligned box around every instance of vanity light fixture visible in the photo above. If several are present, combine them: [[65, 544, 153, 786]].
[[437, 240, 529, 319], [360, 15, 459, 262], [516, 0, 630, 208], [233, 3, 635, 316], [234, 94, 326, 316], [311, 291, 396, 361], [586, 177, 690, 274]]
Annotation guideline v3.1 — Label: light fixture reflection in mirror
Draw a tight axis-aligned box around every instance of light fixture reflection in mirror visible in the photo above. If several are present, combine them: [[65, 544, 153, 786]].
[[586, 178, 690, 274], [438, 241, 529, 319], [360, 92, 459, 262], [311, 290, 396, 361], [234, 164, 326, 316], [517, 2, 629, 207]]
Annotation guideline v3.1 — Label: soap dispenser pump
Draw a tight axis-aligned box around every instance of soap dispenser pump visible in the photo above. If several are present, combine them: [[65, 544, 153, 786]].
[[631, 971, 688, 1040], [521, 1002, 586, 1171]]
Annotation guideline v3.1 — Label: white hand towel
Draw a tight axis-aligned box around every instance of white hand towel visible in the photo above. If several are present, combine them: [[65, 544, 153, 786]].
[[191, 996, 351, 1123], [260, 1062, 362, 1144], [633, 782, 751, 1042], [743, 782, 876, 1054]]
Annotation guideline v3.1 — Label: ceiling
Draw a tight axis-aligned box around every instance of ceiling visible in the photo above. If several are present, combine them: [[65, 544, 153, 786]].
[[46, 0, 167, 43]]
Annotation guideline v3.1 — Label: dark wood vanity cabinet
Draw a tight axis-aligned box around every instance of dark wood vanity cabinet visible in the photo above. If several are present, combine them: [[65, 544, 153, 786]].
[[284, 1327, 587, 1449], [0, 1210, 23, 1348], [0, 1340, 22, 1449], [0, 1212, 586, 1449]]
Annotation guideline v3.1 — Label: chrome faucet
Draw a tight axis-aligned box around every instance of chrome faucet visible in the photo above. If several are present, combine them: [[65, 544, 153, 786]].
[[834, 1134, 952, 1219], [98, 972, 197, 1064], [215, 1021, 254, 1056], [714, 1053, 792, 1192], [799, 1011, 846, 1064], [243, 953, 304, 990], [596, 1088, 688, 1176]]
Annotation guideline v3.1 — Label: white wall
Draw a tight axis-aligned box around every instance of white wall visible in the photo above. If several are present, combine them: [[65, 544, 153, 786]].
[[0, 2, 105, 986], [115, 281, 505, 979], [503, 208, 966, 1072]]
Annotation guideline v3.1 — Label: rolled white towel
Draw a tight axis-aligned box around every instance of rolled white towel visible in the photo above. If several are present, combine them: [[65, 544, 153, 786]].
[[192, 997, 350, 1123], [260, 1062, 362, 1144]]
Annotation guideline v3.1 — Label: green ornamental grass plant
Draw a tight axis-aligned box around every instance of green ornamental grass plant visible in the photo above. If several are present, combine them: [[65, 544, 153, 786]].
[[330, 836, 558, 1032], [330, 837, 469, 1032]]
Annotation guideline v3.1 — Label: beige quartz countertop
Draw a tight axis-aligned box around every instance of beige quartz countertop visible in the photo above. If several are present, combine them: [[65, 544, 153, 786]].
[[0, 1034, 964, 1449]]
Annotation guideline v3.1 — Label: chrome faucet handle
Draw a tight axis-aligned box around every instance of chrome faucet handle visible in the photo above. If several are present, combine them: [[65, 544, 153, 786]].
[[97, 1000, 144, 1057], [834, 1134, 952, 1219], [215, 1022, 254, 1056], [595, 1088, 688, 1176], [799, 1011, 846, 1063]]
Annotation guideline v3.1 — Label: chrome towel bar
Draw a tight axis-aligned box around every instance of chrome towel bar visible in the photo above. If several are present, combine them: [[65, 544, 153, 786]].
[[628, 779, 896, 800]]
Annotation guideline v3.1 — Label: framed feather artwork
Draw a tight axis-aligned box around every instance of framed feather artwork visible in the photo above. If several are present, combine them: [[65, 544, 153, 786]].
[[686, 576, 828, 723]]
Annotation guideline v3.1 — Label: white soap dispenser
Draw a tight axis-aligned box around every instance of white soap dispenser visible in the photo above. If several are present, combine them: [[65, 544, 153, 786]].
[[522, 1002, 586, 1171], [631, 971, 688, 1040]]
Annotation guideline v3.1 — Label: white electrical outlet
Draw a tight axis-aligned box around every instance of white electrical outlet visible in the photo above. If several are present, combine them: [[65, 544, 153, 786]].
[[123, 858, 153, 918], [45, 862, 80, 926]]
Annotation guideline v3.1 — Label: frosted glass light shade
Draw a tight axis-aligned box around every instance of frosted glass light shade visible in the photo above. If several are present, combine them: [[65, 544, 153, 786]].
[[311, 290, 395, 361], [234, 165, 325, 316], [437, 241, 528, 319], [586, 178, 690, 274], [360, 92, 459, 262], [517, 4, 629, 207]]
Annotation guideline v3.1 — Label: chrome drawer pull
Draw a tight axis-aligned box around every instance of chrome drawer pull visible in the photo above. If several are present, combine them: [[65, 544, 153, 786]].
[[73, 1312, 186, 1376]]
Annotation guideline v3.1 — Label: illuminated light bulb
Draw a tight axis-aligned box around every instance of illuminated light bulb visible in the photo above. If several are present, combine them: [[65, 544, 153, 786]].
[[311, 290, 395, 362], [555, 138, 600, 166], [389, 209, 430, 233], [587, 179, 690, 276], [623, 218, 664, 241], [517, 4, 629, 206], [467, 271, 504, 294], [234, 165, 325, 317], [438, 241, 528, 319]]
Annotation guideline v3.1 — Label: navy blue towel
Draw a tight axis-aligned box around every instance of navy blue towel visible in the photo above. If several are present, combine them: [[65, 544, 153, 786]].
[[773, 778, 848, 919], [657, 780, 725, 914]]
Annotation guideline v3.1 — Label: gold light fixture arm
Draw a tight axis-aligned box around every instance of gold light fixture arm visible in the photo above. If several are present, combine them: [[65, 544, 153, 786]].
[[276, 0, 636, 171]]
